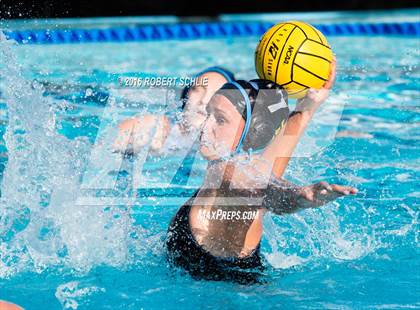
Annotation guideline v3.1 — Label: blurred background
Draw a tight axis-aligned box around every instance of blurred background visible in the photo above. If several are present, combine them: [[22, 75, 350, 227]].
[[1, 0, 419, 19]]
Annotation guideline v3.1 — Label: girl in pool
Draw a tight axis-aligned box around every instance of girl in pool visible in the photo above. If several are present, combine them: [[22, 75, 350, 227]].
[[113, 67, 235, 154], [165, 59, 358, 283]]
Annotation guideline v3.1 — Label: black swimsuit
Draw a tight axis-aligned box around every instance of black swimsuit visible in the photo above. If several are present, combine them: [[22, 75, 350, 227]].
[[165, 191, 265, 284]]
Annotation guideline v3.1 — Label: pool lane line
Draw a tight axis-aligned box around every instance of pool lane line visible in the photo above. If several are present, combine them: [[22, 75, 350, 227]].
[[2, 21, 419, 44]]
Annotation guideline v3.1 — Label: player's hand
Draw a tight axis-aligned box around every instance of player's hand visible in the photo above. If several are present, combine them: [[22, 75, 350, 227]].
[[295, 56, 336, 113], [112, 115, 169, 154], [298, 180, 357, 208]]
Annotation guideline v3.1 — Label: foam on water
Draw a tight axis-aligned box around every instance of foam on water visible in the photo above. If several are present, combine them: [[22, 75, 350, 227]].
[[0, 33, 151, 278], [55, 281, 106, 310]]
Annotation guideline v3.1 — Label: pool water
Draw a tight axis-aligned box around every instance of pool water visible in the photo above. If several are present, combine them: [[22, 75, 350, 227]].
[[0, 17, 419, 309]]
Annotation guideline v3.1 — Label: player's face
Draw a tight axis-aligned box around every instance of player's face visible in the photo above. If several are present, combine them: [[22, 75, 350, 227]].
[[183, 72, 229, 130]]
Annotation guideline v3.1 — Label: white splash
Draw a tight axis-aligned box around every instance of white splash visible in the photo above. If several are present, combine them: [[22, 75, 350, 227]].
[[55, 281, 105, 310], [0, 33, 147, 278]]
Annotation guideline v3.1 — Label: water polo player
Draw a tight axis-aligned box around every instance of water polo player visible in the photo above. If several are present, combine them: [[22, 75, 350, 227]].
[[113, 67, 235, 154], [165, 61, 357, 283]]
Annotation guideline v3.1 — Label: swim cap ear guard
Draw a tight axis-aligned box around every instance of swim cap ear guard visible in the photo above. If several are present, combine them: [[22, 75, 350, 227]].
[[215, 79, 289, 153], [180, 67, 235, 110]]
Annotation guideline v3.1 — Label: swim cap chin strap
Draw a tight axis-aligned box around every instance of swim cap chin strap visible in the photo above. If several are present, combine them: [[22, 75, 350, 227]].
[[230, 81, 252, 154]]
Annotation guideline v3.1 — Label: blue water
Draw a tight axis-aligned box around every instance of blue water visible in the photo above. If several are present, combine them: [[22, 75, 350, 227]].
[[0, 19, 419, 309]]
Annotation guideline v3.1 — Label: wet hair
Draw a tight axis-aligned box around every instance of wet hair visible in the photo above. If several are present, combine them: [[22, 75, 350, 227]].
[[180, 67, 235, 110], [214, 79, 289, 152]]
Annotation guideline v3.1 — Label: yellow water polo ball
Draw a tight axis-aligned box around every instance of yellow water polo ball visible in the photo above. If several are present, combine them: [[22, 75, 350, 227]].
[[255, 21, 333, 99]]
